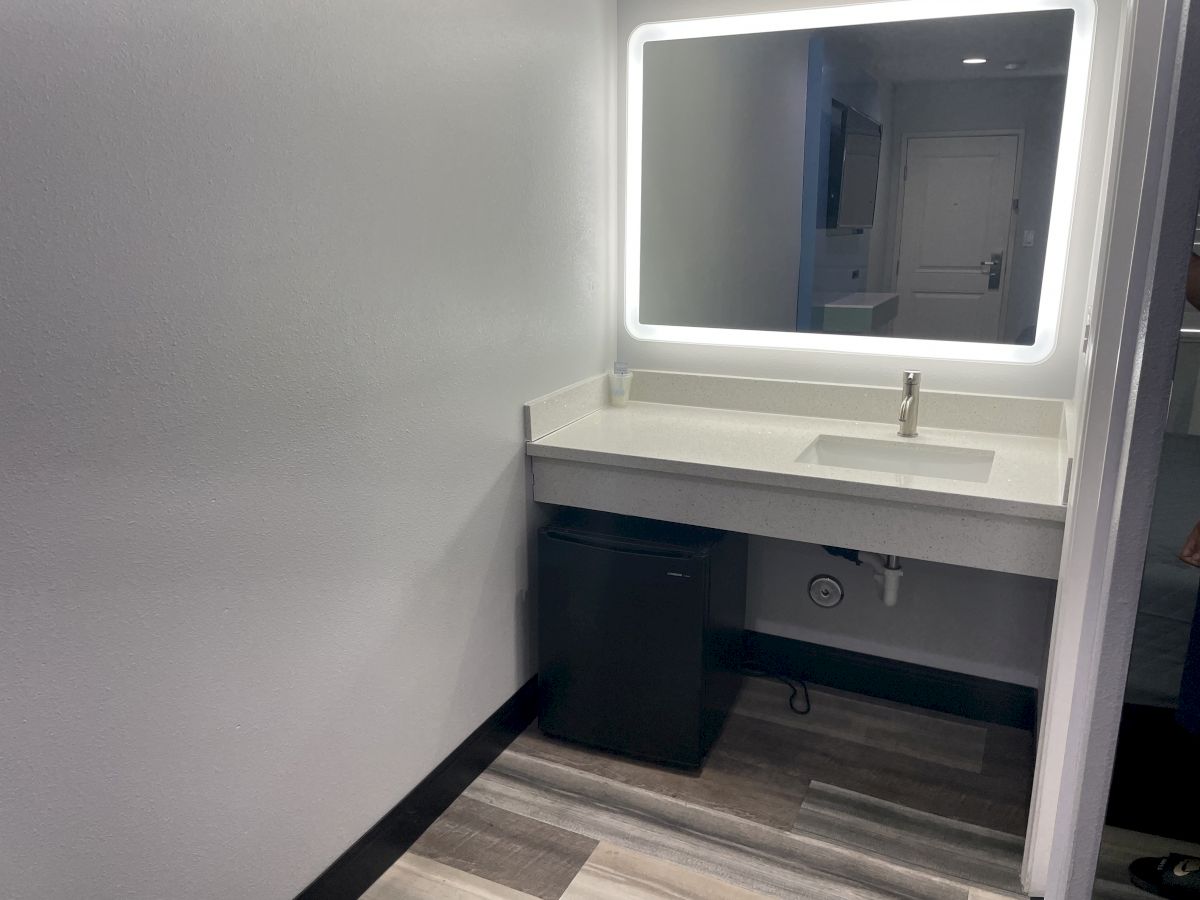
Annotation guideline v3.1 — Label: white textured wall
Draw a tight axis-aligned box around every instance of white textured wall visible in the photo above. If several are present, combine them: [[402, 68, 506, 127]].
[[0, 3, 614, 898]]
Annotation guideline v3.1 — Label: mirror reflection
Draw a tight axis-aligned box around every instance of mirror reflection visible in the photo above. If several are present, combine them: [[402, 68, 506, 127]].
[[638, 11, 1074, 344]]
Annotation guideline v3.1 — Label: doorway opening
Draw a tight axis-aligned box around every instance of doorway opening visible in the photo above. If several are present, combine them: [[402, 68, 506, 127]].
[[1096, 216, 1200, 894]]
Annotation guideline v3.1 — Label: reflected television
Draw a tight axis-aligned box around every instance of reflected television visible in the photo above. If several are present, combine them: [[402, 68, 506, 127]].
[[826, 99, 882, 229]]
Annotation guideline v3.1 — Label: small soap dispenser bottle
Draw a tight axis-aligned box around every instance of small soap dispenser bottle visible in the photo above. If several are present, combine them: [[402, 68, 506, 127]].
[[609, 362, 632, 407]]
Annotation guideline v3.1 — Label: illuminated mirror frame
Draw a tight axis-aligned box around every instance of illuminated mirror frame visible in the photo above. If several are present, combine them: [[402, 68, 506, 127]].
[[624, 0, 1095, 364]]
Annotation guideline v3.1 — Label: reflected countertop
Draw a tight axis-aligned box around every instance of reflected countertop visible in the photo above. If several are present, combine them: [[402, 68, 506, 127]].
[[813, 291, 901, 309]]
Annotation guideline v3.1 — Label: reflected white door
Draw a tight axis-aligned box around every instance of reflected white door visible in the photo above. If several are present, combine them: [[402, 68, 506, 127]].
[[894, 133, 1021, 342]]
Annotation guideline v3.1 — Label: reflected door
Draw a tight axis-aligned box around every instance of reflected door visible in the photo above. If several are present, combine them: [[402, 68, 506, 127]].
[[894, 133, 1021, 342]]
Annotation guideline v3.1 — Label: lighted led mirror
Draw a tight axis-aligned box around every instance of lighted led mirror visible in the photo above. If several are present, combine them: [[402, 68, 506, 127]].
[[625, 1, 1094, 363]]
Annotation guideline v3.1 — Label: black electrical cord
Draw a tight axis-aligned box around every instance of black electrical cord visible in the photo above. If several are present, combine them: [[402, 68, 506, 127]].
[[740, 665, 812, 715]]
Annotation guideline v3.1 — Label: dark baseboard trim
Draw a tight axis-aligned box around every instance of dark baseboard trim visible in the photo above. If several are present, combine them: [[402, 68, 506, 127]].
[[296, 676, 539, 900], [744, 631, 1037, 730]]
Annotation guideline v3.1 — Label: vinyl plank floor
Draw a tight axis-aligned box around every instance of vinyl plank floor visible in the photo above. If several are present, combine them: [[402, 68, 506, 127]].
[[791, 781, 1025, 895], [716, 710, 1033, 834], [407, 795, 597, 900], [733, 678, 989, 773], [511, 723, 808, 829], [360, 681, 1200, 900], [361, 853, 538, 900], [979, 722, 1038, 784], [467, 748, 971, 900], [366, 680, 1048, 900], [1092, 827, 1200, 900], [560, 843, 769, 900]]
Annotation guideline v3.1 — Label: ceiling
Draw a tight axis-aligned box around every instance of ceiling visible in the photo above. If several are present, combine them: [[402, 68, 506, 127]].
[[822, 10, 1075, 84]]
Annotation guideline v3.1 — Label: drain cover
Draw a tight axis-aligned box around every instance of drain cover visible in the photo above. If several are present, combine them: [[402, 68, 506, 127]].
[[808, 575, 844, 608]]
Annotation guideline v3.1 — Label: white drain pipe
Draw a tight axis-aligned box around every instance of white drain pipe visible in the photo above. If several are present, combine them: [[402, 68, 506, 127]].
[[860, 553, 903, 607]]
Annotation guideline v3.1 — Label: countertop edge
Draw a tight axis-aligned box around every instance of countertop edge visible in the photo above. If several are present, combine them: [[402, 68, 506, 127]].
[[527, 442, 1068, 524]]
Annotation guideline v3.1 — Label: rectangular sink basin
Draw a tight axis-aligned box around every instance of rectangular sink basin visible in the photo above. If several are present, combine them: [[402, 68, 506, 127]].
[[797, 434, 995, 483]]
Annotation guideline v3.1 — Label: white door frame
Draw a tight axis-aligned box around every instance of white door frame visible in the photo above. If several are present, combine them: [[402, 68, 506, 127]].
[[1023, 0, 1200, 896], [892, 129, 1025, 341]]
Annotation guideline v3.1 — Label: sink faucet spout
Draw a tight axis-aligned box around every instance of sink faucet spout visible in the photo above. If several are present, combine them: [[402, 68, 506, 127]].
[[898, 370, 921, 437]]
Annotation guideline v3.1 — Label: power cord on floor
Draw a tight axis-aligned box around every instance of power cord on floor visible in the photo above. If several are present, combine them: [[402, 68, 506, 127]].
[[739, 665, 812, 715]]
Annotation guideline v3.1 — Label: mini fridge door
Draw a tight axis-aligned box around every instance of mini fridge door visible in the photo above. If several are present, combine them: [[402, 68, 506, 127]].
[[538, 528, 708, 767]]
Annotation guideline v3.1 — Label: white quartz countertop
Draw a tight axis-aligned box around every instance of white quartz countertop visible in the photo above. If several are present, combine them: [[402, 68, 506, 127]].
[[527, 401, 1066, 522]]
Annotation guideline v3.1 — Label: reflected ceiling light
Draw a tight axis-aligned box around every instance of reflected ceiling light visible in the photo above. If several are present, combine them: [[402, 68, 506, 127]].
[[1004, 61, 1025, 70], [962, 56, 988, 64]]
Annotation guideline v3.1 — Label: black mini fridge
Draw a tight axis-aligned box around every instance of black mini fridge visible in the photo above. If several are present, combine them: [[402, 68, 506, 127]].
[[537, 513, 747, 768]]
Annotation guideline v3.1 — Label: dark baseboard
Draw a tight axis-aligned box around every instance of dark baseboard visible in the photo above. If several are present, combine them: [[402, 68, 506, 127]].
[[296, 676, 539, 900], [744, 631, 1037, 730]]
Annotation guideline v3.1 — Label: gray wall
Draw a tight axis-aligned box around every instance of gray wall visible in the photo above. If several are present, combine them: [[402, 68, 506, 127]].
[[883, 77, 1068, 342], [640, 31, 810, 331], [747, 540, 1056, 686], [0, 2, 613, 897]]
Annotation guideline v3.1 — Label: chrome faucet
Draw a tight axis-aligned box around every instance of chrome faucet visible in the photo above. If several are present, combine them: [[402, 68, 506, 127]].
[[898, 370, 921, 438]]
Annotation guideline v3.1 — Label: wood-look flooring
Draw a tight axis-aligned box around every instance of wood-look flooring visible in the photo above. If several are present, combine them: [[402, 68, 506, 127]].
[[363, 677, 1188, 899]]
